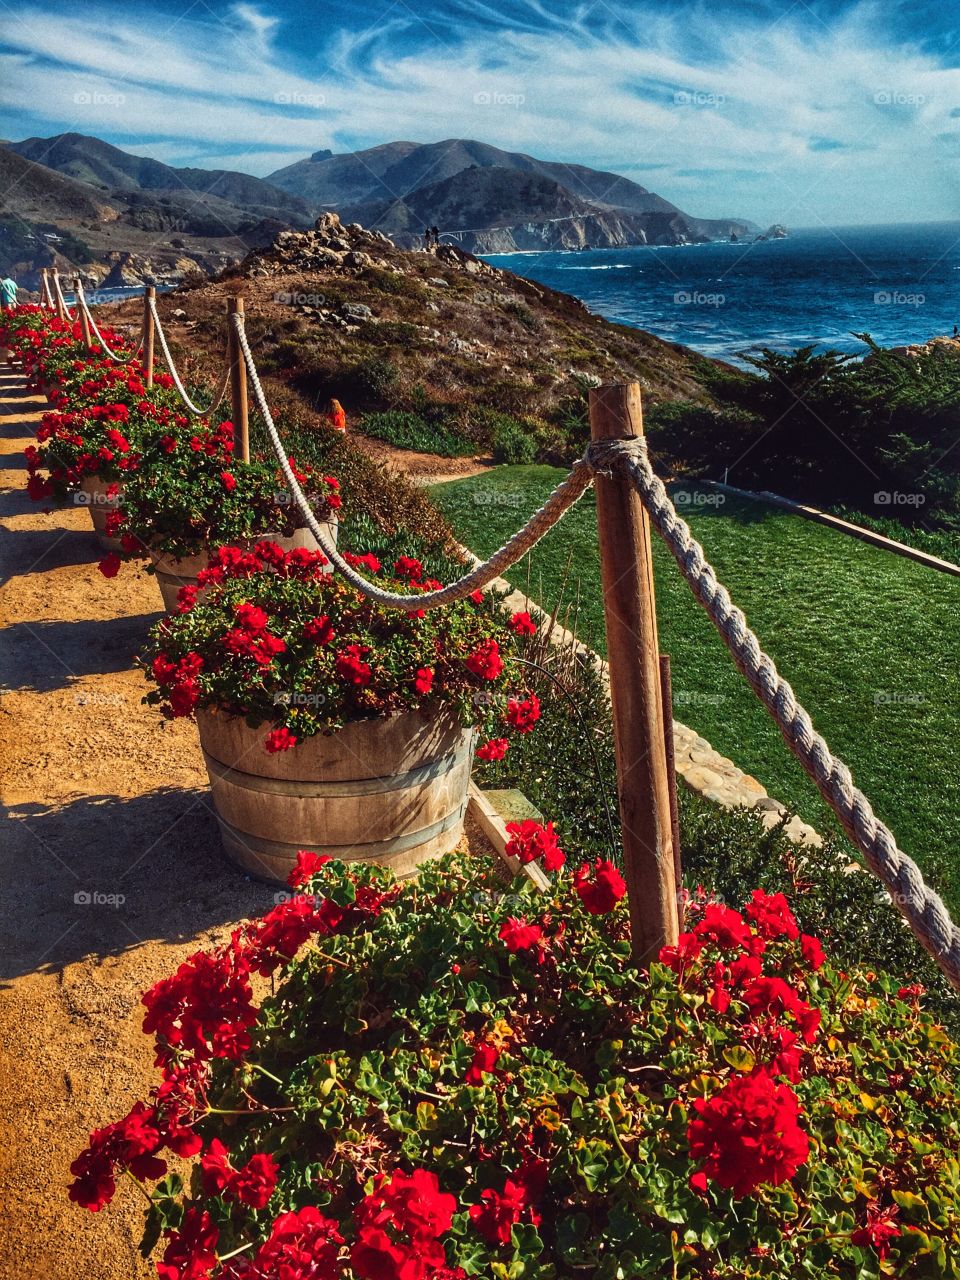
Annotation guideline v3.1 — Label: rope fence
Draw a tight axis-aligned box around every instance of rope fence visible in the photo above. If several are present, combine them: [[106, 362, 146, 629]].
[[75, 282, 143, 362], [52, 285, 960, 987], [232, 308, 960, 989]]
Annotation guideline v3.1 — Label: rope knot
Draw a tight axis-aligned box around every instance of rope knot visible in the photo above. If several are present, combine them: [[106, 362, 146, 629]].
[[584, 435, 648, 478]]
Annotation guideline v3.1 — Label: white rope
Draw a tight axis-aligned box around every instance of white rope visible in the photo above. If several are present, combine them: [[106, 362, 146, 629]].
[[232, 312, 594, 611], [148, 295, 230, 417], [76, 282, 143, 362], [592, 435, 960, 991], [41, 273, 55, 309]]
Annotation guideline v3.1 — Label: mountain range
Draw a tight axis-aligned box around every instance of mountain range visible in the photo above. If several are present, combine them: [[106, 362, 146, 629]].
[[265, 139, 755, 251], [0, 132, 755, 283]]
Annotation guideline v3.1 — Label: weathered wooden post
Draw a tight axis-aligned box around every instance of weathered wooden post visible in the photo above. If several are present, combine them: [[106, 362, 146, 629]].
[[589, 382, 679, 964], [659, 654, 683, 893], [52, 270, 66, 321], [40, 269, 54, 309], [143, 286, 156, 388], [227, 295, 250, 463], [75, 277, 93, 349]]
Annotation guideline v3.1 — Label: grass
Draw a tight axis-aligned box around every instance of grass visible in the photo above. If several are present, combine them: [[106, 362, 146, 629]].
[[431, 465, 960, 912]]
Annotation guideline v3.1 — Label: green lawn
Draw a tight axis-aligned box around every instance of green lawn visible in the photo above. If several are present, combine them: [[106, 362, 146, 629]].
[[432, 466, 960, 911]]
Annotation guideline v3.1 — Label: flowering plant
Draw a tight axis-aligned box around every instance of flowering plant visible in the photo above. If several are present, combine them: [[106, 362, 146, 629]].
[[141, 540, 541, 749], [101, 419, 341, 563], [69, 850, 960, 1278]]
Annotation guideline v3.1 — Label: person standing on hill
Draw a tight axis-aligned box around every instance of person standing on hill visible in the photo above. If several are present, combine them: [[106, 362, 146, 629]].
[[0, 275, 17, 312], [326, 398, 347, 433]]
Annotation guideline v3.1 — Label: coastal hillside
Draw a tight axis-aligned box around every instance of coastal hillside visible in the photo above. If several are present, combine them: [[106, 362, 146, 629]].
[[267, 137, 756, 249], [104, 213, 719, 465]]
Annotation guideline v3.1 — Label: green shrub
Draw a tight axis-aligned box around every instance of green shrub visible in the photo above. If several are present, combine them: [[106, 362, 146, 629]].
[[492, 416, 537, 464], [360, 410, 475, 458]]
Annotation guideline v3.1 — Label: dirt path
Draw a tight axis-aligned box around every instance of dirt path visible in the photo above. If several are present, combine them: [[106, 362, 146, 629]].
[[0, 366, 495, 1280], [0, 367, 296, 1278]]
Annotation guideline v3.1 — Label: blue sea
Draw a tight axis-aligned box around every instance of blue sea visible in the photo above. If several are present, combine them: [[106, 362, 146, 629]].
[[484, 222, 960, 366]]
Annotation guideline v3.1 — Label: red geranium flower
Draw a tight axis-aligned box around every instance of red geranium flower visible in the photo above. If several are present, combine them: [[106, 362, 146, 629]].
[[504, 819, 564, 871], [744, 889, 800, 941], [505, 693, 540, 734], [220, 471, 237, 492], [498, 916, 544, 952], [687, 1073, 809, 1198], [414, 667, 434, 694], [97, 553, 121, 578], [573, 859, 627, 914], [851, 1203, 901, 1260], [288, 850, 332, 888], [476, 738, 509, 762], [156, 1207, 218, 1280], [303, 615, 334, 644], [264, 726, 297, 753], [508, 610, 537, 636], [252, 1205, 343, 1280], [465, 1041, 502, 1086], [335, 644, 372, 687], [465, 639, 503, 681]]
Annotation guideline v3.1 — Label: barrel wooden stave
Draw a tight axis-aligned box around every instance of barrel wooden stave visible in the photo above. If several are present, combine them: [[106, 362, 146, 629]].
[[196, 708, 473, 883]]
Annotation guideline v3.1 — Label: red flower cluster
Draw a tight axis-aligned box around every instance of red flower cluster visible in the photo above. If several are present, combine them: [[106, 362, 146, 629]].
[[465, 639, 503, 680], [201, 1138, 279, 1209], [476, 737, 509, 762], [505, 692, 540, 734], [573, 859, 627, 914], [335, 643, 372, 686], [851, 1203, 901, 1260], [508, 610, 537, 636], [504, 819, 565, 871], [352, 1167, 459, 1280], [687, 1072, 810, 1198], [152, 650, 205, 718], [222, 600, 287, 668], [469, 1157, 548, 1246], [157, 1207, 219, 1280]]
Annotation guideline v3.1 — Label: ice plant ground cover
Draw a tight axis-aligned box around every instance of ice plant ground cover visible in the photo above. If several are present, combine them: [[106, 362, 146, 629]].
[[68, 848, 960, 1278]]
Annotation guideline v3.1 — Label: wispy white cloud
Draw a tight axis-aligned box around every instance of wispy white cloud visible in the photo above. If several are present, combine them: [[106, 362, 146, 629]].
[[0, 0, 958, 223]]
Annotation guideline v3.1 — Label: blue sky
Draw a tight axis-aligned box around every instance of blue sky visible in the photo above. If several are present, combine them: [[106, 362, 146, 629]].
[[1, 0, 959, 225]]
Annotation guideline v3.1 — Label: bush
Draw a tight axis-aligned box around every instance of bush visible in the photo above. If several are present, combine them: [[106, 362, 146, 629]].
[[492, 416, 537, 465], [71, 852, 960, 1278], [360, 410, 474, 458]]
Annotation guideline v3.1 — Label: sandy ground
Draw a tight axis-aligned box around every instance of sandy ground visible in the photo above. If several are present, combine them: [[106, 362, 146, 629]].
[[0, 367, 490, 1278]]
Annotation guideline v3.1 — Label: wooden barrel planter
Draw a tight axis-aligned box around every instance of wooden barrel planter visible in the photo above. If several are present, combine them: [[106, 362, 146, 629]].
[[196, 708, 474, 884], [79, 475, 124, 552], [150, 519, 338, 612]]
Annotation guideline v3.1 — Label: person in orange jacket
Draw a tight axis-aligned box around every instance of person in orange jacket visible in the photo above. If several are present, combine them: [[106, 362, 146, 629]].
[[326, 398, 347, 433]]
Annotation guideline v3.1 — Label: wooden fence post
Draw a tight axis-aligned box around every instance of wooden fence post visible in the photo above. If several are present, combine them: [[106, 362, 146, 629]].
[[659, 653, 683, 894], [227, 296, 250, 463], [75, 277, 93, 349], [143, 286, 156, 388], [589, 382, 679, 964], [40, 269, 51, 309], [52, 270, 66, 321]]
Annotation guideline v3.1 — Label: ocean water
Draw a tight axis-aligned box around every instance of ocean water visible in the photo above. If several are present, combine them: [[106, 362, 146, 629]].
[[484, 222, 960, 366]]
